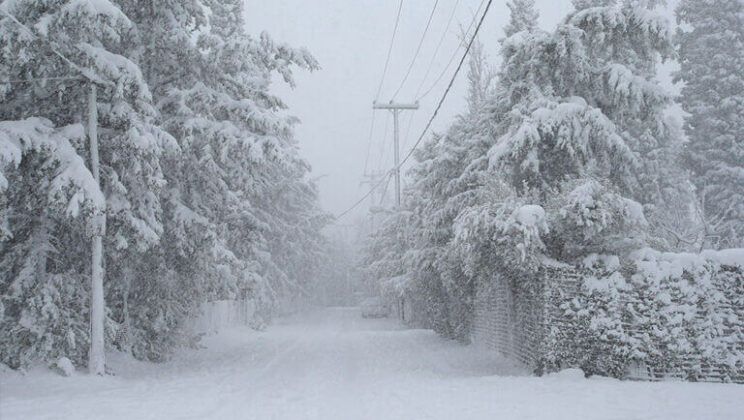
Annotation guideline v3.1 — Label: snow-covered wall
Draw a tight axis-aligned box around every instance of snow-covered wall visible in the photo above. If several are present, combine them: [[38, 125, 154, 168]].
[[472, 249, 744, 382]]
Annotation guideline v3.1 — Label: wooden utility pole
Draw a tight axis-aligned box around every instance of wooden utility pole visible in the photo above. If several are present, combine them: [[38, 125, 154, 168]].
[[1, 6, 112, 376], [88, 82, 105, 375], [372, 101, 418, 206], [360, 171, 387, 206], [360, 171, 387, 232]]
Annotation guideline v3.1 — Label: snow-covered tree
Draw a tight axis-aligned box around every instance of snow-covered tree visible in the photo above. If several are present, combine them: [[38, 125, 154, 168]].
[[676, 0, 744, 249], [0, 0, 166, 371], [1, 0, 328, 368], [365, 0, 686, 341], [504, 0, 539, 37], [0, 118, 104, 368], [481, 0, 679, 259]]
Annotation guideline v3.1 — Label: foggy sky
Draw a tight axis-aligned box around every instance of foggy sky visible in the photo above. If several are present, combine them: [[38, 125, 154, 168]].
[[243, 0, 677, 224]]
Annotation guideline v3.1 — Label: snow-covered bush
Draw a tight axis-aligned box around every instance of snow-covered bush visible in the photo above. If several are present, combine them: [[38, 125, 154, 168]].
[[454, 198, 548, 273], [54, 356, 75, 377], [548, 180, 647, 259]]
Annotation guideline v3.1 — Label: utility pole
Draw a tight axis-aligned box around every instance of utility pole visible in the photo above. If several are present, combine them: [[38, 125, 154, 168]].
[[360, 171, 387, 232], [1, 6, 111, 376], [88, 82, 106, 376], [373, 101, 418, 206], [360, 170, 387, 206]]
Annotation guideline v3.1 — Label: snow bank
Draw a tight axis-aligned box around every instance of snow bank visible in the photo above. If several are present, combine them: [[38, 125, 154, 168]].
[[53, 357, 75, 377], [546, 368, 586, 381]]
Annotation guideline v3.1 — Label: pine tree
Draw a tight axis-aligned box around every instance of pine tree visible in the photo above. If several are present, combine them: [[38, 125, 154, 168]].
[[0, 0, 161, 371], [1, 0, 328, 368], [476, 0, 678, 259], [0, 118, 104, 368], [504, 0, 539, 37], [676, 0, 744, 249]]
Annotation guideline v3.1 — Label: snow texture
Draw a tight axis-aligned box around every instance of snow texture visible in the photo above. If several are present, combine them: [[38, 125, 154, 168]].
[[2, 308, 743, 420]]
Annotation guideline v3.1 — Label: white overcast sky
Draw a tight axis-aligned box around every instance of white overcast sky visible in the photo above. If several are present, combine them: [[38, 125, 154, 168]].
[[243, 0, 677, 223]]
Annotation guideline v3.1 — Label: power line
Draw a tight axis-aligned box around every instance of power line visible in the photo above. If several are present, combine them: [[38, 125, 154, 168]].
[[375, 112, 392, 173], [391, 0, 440, 100], [375, 0, 405, 101], [336, 0, 495, 221], [362, 109, 377, 175], [378, 171, 393, 206], [1, 76, 84, 84], [400, 0, 493, 169], [413, 0, 462, 99], [336, 170, 392, 220], [402, 0, 485, 166], [364, 0, 404, 181], [416, 0, 486, 101], [401, 109, 417, 151]]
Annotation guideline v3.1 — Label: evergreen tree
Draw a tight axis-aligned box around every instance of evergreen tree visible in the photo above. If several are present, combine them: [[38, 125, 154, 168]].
[[504, 0, 539, 37], [676, 0, 744, 249], [0, 118, 104, 368], [0, 0, 163, 369], [366, 40, 497, 340], [1, 0, 328, 368], [477, 0, 676, 259], [365, 0, 684, 339]]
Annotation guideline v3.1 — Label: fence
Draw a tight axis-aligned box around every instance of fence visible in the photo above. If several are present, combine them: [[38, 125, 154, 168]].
[[472, 271, 545, 367], [471, 250, 744, 383]]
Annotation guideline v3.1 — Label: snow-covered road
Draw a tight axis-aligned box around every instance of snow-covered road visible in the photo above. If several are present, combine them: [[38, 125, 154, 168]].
[[2, 307, 743, 420]]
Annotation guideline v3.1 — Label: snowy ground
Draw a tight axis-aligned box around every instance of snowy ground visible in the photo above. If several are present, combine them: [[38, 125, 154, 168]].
[[2, 307, 743, 420]]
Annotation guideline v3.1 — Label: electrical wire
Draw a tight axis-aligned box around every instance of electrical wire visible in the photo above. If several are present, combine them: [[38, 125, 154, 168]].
[[336, 0, 495, 221], [364, 0, 404, 177], [362, 109, 377, 175], [375, 112, 392, 173], [378, 171, 393, 206], [336, 171, 393, 221], [399, 0, 493, 169], [1, 76, 84, 84], [402, 0, 484, 169], [416, 0, 486, 101], [391, 0, 440, 100], [412, 0, 462, 99], [401, 109, 417, 151], [375, 0, 405, 101]]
